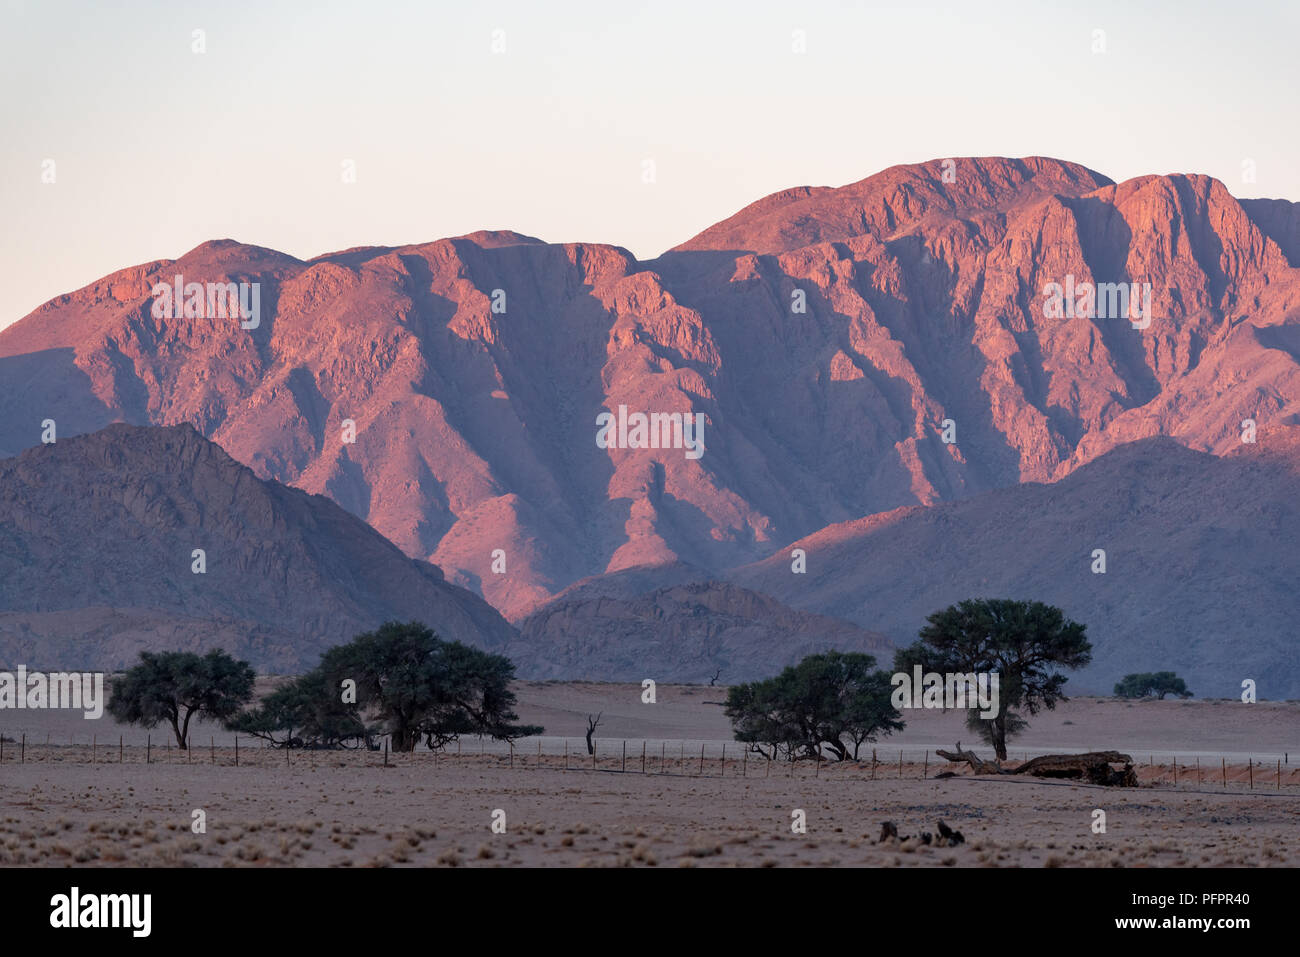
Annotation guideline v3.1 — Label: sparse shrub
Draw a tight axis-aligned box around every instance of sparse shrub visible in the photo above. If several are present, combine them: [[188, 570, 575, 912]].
[[1114, 672, 1193, 700]]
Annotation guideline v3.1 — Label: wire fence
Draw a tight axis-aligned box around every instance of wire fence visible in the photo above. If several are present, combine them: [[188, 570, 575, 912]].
[[2, 732, 1298, 792]]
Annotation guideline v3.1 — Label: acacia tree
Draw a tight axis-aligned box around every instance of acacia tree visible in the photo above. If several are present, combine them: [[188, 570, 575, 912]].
[[894, 599, 1092, 760], [109, 649, 255, 749], [725, 651, 903, 761], [231, 621, 541, 752], [842, 667, 907, 759], [319, 622, 434, 752], [226, 668, 374, 748], [724, 678, 798, 760], [427, 638, 538, 745], [1114, 672, 1193, 700]]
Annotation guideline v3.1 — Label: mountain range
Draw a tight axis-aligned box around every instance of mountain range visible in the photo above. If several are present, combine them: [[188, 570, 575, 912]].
[[2, 156, 1298, 692]]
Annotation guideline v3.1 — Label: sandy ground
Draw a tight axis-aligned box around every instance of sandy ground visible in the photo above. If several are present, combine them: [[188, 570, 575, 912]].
[[4, 680, 1295, 759], [0, 683, 1296, 867]]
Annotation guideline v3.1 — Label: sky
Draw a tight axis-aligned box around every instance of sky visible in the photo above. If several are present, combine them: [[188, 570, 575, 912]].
[[2, 0, 1297, 330]]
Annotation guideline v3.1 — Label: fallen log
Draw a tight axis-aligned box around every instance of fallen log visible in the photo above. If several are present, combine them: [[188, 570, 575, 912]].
[[935, 742, 1003, 774], [936, 743, 1137, 786], [1014, 751, 1137, 786]]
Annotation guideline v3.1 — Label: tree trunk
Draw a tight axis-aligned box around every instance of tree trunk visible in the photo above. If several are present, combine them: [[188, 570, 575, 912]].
[[1014, 751, 1136, 785], [822, 738, 849, 761], [991, 714, 1008, 760]]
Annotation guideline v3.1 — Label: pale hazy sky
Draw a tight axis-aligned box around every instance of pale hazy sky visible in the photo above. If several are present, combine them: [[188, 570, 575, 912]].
[[2, 0, 1297, 330]]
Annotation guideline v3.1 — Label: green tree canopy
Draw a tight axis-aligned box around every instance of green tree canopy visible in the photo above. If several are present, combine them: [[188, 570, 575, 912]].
[[228, 621, 542, 751], [724, 651, 904, 761], [109, 649, 255, 749], [894, 599, 1092, 760], [226, 667, 373, 748]]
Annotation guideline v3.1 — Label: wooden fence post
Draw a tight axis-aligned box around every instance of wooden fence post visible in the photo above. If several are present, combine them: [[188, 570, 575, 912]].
[[1248, 758, 1253, 790], [20, 734, 25, 764], [622, 741, 626, 773], [234, 736, 238, 767], [147, 735, 151, 764], [641, 741, 646, 774], [923, 750, 928, 780], [698, 743, 704, 776]]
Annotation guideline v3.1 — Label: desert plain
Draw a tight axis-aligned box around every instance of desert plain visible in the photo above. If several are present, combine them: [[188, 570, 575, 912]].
[[0, 681, 1295, 867]]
